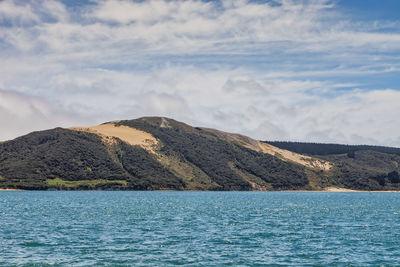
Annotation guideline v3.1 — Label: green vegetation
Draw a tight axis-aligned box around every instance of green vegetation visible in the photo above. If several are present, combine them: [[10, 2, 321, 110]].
[[1, 117, 400, 191], [265, 141, 400, 156], [388, 171, 400, 183], [264, 141, 400, 190], [46, 178, 127, 190], [117, 117, 309, 190], [0, 127, 184, 190]]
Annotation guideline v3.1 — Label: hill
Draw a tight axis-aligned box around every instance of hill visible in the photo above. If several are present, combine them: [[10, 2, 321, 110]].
[[265, 141, 400, 156], [264, 141, 400, 190], [0, 117, 399, 191]]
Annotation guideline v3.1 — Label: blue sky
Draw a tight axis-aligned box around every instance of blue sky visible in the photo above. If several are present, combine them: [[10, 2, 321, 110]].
[[0, 0, 399, 146], [337, 0, 400, 21]]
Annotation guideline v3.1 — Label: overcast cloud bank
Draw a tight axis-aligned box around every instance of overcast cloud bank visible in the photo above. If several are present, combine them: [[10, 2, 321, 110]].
[[0, 0, 399, 146]]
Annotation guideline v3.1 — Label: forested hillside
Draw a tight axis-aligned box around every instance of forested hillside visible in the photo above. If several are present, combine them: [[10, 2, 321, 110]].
[[0, 128, 183, 190], [0, 118, 308, 190], [117, 118, 309, 190], [0, 117, 399, 191], [265, 141, 400, 156], [265, 141, 400, 190]]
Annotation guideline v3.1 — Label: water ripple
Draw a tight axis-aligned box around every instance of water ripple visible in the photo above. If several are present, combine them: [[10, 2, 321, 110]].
[[0, 191, 399, 266]]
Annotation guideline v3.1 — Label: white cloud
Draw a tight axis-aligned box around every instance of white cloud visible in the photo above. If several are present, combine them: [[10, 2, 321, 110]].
[[90, 0, 205, 24], [1, 63, 400, 146], [0, 89, 90, 140], [2, 0, 398, 57], [0, 0, 38, 23], [0, 0, 399, 146], [129, 91, 193, 119], [40, 0, 69, 22]]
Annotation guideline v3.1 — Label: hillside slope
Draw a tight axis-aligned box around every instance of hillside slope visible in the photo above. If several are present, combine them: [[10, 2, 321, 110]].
[[265, 141, 400, 190], [0, 117, 399, 191]]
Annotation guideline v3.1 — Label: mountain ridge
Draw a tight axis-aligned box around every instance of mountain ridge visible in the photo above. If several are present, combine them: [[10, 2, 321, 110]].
[[0, 117, 399, 191]]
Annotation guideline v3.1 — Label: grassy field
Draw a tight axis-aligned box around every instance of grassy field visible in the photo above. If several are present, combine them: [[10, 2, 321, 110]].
[[46, 178, 128, 189]]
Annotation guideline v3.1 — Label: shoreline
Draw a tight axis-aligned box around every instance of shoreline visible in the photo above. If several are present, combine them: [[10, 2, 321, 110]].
[[0, 188, 25, 191], [321, 186, 400, 192], [0, 187, 399, 192]]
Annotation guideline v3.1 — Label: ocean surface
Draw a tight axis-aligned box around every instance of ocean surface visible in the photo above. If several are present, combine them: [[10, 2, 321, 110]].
[[0, 191, 399, 266]]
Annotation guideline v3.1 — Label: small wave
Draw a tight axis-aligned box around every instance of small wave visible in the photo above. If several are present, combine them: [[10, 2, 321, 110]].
[[21, 241, 45, 247]]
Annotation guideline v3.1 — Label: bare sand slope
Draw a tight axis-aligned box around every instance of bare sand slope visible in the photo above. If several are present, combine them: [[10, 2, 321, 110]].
[[71, 123, 331, 171], [70, 124, 158, 152], [258, 142, 332, 171], [200, 128, 331, 171]]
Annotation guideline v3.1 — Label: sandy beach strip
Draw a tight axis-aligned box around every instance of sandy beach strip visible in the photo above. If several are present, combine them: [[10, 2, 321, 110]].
[[323, 187, 400, 192], [0, 188, 24, 191]]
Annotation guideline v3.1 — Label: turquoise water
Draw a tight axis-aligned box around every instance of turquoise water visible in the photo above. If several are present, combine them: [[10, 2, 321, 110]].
[[0, 192, 399, 266]]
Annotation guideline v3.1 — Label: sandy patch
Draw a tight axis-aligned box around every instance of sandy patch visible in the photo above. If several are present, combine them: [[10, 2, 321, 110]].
[[323, 187, 400, 192], [200, 127, 331, 171], [0, 188, 24, 191], [323, 187, 357, 192], [70, 123, 158, 152], [258, 142, 332, 171], [160, 117, 171, 128]]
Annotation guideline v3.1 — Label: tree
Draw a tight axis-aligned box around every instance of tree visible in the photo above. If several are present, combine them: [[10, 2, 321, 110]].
[[347, 151, 355, 158], [388, 171, 400, 183]]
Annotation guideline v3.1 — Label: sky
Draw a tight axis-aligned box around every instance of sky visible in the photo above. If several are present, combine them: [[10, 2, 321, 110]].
[[0, 0, 400, 146]]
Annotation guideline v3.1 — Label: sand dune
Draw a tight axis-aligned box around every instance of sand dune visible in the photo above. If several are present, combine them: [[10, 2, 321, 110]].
[[258, 142, 332, 171], [71, 122, 331, 171], [200, 127, 331, 171], [70, 123, 158, 152]]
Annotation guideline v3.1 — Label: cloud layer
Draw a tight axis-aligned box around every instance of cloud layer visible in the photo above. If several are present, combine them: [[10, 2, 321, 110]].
[[0, 0, 399, 146]]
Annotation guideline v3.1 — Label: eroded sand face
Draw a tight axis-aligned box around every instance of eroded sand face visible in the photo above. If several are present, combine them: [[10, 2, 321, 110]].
[[199, 128, 331, 171], [70, 123, 331, 171], [258, 142, 332, 171], [70, 124, 158, 152]]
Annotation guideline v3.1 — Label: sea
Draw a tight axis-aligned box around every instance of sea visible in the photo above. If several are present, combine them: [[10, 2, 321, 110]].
[[0, 191, 399, 266]]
